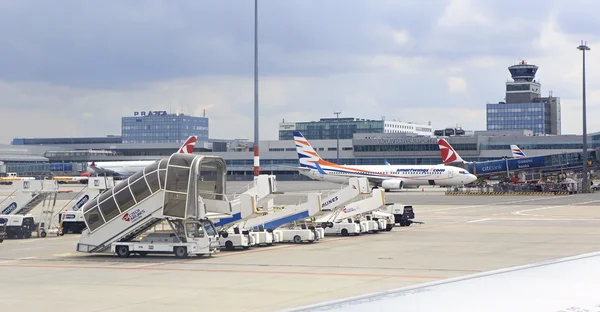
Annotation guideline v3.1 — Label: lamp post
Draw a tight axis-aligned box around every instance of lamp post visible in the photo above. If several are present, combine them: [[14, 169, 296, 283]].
[[253, 0, 260, 177], [577, 41, 590, 192], [334, 111, 342, 163]]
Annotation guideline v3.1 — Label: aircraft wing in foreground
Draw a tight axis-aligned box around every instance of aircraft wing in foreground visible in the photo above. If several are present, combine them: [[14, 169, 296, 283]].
[[284, 251, 600, 312]]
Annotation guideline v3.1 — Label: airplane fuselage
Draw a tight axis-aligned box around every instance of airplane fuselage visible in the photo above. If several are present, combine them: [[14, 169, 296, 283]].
[[300, 164, 476, 187], [87, 161, 156, 177]]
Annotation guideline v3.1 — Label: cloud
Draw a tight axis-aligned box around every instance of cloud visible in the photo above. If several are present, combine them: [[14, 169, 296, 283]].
[[0, 0, 599, 145]]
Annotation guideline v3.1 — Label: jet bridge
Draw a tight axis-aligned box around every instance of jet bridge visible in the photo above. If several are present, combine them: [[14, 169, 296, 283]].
[[76, 153, 233, 254]]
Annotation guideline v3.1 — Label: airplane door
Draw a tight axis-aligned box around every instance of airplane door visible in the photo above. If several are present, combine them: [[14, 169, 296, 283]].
[[448, 169, 454, 178]]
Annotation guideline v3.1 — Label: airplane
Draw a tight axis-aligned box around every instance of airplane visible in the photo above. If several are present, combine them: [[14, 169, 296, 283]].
[[438, 139, 526, 166], [293, 131, 477, 191], [84, 135, 198, 178]]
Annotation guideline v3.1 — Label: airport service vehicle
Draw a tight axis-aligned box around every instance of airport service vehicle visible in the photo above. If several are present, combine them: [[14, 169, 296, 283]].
[[86, 135, 197, 178], [213, 175, 279, 250], [0, 180, 61, 216], [292, 131, 477, 191], [239, 193, 323, 244], [273, 224, 318, 243], [317, 187, 387, 235], [58, 177, 115, 234], [0, 215, 37, 239], [384, 204, 417, 226], [111, 219, 219, 259], [0, 217, 7, 242], [76, 154, 240, 258]]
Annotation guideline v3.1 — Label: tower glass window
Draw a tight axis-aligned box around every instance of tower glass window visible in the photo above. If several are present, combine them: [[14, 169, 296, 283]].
[[121, 114, 209, 144]]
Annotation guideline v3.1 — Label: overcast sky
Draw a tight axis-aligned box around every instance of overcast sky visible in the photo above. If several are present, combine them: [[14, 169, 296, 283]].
[[0, 0, 599, 143]]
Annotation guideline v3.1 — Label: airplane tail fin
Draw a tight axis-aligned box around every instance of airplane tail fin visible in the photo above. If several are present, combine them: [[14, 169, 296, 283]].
[[293, 131, 325, 169], [437, 139, 465, 164], [178, 136, 198, 154], [511, 145, 526, 158]]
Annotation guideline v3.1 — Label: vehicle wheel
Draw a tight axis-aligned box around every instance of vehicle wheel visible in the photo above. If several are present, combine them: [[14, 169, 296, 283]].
[[116, 246, 130, 258], [293, 235, 302, 243], [225, 241, 234, 251], [341, 229, 349, 236], [174, 246, 188, 259], [242, 246, 250, 250], [0, 239, 3, 243], [39, 231, 46, 238], [385, 225, 394, 231]]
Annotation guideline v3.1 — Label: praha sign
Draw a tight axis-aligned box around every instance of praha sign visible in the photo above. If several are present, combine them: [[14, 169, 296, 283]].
[[134, 111, 168, 116]]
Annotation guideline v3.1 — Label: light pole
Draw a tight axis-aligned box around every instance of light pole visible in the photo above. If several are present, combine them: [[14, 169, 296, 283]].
[[334, 111, 342, 163], [253, 0, 260, 177], [577, 41, 590, 192]]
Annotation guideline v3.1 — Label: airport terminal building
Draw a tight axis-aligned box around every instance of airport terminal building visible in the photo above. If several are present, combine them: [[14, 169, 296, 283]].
[[2, 128, 600, 180]]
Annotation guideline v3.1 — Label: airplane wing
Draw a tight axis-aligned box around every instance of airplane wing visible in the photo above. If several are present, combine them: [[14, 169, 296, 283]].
[[283, 251, 600, 312]]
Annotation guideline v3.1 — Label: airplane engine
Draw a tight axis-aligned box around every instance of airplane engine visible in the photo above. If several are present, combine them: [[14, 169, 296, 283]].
[[381, 179, 404, 190]]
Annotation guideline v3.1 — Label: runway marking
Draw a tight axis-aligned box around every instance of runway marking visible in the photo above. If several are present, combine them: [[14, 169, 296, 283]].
[[467, 218, 491, 223], [16, 257, 36, 260], [0, 263, 446, 280], [52, 253, 74, 257], [427, 197, 567, 213], [512, 199, 600, 216]]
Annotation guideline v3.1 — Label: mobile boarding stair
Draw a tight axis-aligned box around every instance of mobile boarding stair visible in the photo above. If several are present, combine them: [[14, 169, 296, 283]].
[[57, 177, 115, 235], [237, 192, 323, 244], [213, 175, 281, 250], [308, 177, 371, 236], [318, 187, 388, 235], [76, 154, 243, 258], [0, 180, 71, 239]]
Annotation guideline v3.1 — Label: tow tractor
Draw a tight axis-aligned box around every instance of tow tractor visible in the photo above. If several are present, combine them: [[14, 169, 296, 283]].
[[0, 217, 7, 243]]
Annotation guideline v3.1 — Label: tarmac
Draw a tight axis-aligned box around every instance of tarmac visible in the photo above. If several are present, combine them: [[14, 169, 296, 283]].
[[0, 181, 599, 312]]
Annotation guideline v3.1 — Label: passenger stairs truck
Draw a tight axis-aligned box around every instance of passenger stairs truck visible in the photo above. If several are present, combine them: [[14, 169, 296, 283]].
[[213, 175, 280, 250], [238, 193, 323, 244], [58, 177, 115, 234], [76, 154, 245, 258], [0, 180, 69, 239], [309, 177, 371, 236]]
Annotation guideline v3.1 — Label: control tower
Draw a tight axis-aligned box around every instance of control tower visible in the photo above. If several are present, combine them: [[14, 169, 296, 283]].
[[487, 60, 561, 135], [505, 60, 541, 103]]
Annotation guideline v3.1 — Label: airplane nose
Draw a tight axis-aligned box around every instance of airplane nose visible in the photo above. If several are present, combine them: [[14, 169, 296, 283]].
[[469, 174, 477, 183]]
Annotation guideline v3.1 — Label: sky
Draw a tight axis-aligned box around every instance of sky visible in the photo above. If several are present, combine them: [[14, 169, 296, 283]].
[[1, 0, 599, 143]]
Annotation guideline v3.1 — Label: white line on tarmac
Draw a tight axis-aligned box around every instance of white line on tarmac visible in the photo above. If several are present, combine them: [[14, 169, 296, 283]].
[[428, 197, 567, 213], [512, 199, 600, 216], [16, 256, 36, 260], [467, 218, 491, 223], [127, 262, 165, 269]]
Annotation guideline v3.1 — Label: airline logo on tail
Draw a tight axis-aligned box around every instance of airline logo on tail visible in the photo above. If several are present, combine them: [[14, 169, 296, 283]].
[[438, 139, 465, 164], [293, 131, 324, 169], [178, 136, 198, 154], [511, 145, 526, 158]]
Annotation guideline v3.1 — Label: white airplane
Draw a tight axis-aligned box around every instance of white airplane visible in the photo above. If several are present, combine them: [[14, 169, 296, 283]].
[[85, 136, 197, 177], [293, 131, 477, 191]]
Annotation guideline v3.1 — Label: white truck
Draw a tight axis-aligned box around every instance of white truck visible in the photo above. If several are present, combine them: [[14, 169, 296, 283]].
[[111, 219, 220, 259]]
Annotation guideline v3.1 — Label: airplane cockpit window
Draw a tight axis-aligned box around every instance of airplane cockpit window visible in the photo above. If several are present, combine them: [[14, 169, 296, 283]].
[[459, 171, 469, 174]]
